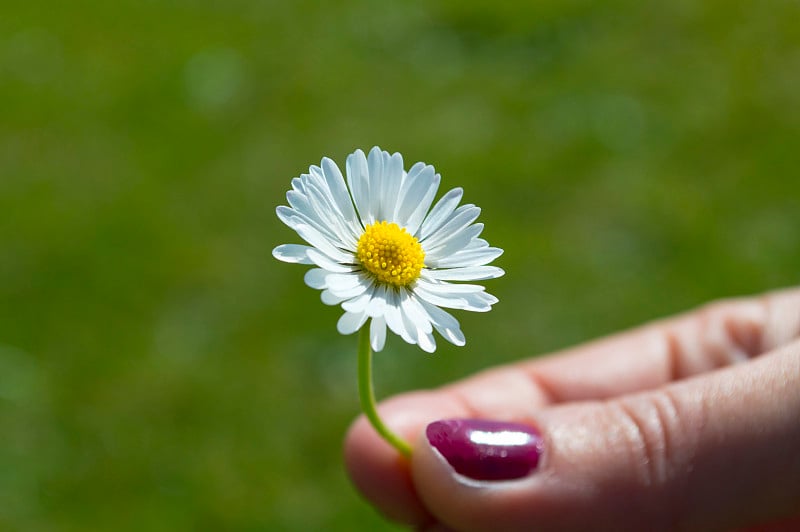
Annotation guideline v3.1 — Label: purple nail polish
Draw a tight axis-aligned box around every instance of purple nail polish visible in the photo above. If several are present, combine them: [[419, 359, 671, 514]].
[[426, 419, 543, 481]]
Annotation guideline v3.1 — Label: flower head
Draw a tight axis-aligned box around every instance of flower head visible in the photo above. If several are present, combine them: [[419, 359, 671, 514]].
[[273, 147, 504, 353]]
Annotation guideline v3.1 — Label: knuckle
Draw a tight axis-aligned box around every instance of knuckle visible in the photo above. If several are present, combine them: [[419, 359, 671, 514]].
[[608, 388, 702, 529], [611, 389, 694, 489], [696, 297, 768, 365]]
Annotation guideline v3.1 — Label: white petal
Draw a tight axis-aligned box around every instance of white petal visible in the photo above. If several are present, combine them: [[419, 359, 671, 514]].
[[272, 244, 314, 265], [307, 248, 356, 273], [384, 289, 415, 344], [430, 247, 504, 268], [462, 223, 484, 242], [457, 291, 498, 311], [367, 146, 390, 223], [286, 188, 328, 232], [281, 195, 349, 248], [285, 190, 321, 226], [292, 223, 353, 264], [380, 153, 405, 222], [414, 284, 497, 312], [425, 266, 505, 281], [461, 238, 490, 250], [297, 178, 358, 249], [416, 278, 488, 294], [277, 204, 340, 247], [424, 222, 484, 262], [413, 285, 466, 310], [403, 172, 440, 236], [346, 149, 371, 225], [321, 290, 346, 305], [327, 274, 372, 299], [326, 272, 362, 290], [394, 162, 437, 229], [330, 283, 370, 299], [320, 157, 361, 235], [304, 268, 329, 289], [341, 290, 374, 313], [417, 187, 463, 240], [370, 316, 387, 352], [416, 297, 466, 346], [394, 163, 434, 218], [365, 283, 388, 318], [421, 205, 481, 250], [366, 147, 386, 223], [337, 310, 368, 335], [417, 330, 436, 353], [399, 302, 419, 345], [400, 288, 433, 335]]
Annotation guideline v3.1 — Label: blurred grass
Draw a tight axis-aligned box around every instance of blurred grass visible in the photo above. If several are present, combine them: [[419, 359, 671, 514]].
[[1, 0, 799, 529]]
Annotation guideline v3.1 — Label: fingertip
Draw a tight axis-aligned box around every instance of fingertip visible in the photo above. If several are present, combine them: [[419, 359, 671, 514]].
[[343, 389, 475, 527], [411, 426, 473, 528], [344, 390, 547, 529], [344, 414, 432, 527]]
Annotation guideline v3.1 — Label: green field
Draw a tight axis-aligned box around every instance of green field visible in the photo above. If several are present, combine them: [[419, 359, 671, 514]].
[[1, 1, 799, 529]]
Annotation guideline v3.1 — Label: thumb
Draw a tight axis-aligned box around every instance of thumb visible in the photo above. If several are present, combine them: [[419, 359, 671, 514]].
[[411, 344, 800, 532]]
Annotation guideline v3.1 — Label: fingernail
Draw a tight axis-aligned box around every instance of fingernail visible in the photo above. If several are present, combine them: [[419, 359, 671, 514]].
[[426, 419, 544, 481]]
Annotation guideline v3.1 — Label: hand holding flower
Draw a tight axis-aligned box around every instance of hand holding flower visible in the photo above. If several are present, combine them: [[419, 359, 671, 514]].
[[345, 288, 800, 531]]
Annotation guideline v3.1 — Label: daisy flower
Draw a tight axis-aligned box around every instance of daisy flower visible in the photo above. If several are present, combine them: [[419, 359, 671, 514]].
[[273, 147, 504, 455], [273, 147, 504, 351]]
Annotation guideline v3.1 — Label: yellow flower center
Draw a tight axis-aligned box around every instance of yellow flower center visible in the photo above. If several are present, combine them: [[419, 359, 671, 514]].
[[356, 221, 425, 287]]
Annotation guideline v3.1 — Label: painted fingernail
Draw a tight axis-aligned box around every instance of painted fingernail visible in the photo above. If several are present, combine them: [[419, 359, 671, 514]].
[[426, 419, 544, 481]]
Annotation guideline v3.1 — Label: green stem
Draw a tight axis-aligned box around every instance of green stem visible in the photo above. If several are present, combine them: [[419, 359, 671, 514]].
[[358, 327, 412, 457]]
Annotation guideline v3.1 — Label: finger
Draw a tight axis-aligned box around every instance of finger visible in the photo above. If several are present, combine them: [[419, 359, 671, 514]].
[[344, 287, 800, 526], [412, 343, 800, 531], [434, 287, 800, 424], [516, 287, 800, 402], [344, 391, 467, 527]]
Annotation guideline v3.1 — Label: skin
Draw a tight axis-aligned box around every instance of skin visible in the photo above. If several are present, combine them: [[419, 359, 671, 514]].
[[344, 288, 800, 531]]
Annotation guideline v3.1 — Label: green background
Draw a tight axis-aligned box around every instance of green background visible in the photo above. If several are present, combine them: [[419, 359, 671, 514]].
[[1, 1, 798, 529]]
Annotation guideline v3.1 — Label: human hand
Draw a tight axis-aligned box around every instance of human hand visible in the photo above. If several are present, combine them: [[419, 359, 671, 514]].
[[344, 288, 800, 531]]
